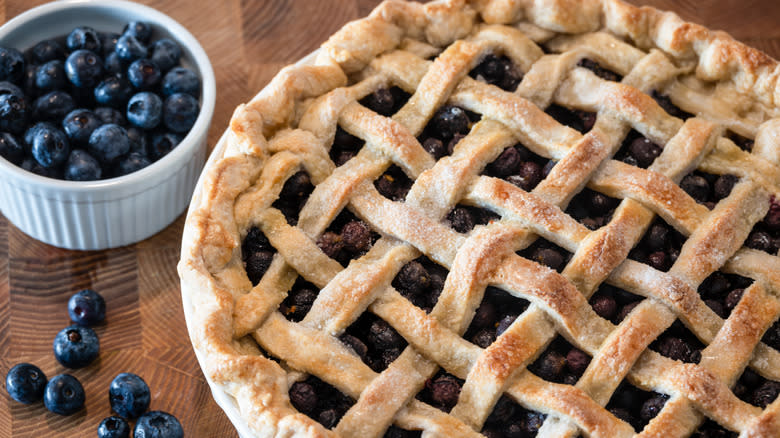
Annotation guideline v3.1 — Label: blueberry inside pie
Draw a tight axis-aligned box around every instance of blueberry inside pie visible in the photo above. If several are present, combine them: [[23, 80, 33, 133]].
[[179, 0, 780, 436]]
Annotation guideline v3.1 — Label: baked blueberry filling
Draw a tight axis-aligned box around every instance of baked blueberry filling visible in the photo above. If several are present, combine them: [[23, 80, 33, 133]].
[[650, 319, 704, 364], [416, 370, 463, 413], [577, 58, 622, 82], [446, 204, 499, 234], [481, 397, 546, 438], [697, 272, 753, 319], [679, 171, 739, 210], [280, 278, 319, 322], [242, 227, 277, 286], [744, 196, 780, 254], [341, 313, 408, 372], [392, 255, 447, 313], [545, 103, 596, 134], [606, 383, 668, 432], [614, 129, 663, 169], [288, 376, 355, 429], [628, 218, 685, 272], [374, 164, 413, 201], [650, 90, 693, 120], [735, 368, 780, 409], [359, 86, 411, 117], [418, 104, 478, 159], [517, 238, 572, 273], [463, 286, 530, 349], [482, 143, 550, 192], [566, 188, 620, 230], [469, 53, 523, 92], [316, 209, 379, 267], [272, 170, 314, 225], [589, 284, 644, 324], [330, 126, 365, 166], [528, 336, 592, 385]]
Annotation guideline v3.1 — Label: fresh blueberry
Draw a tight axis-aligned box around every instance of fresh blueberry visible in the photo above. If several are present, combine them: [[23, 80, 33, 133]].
[[5, 363, 47, 404], [68, 288, 106, 325], [62, 108, 102, 147], [115, 34, 147, 63], [109, 373, 151, 418], [161, 66, 200, 98], [66, 26, 101, 52], [31, 125, 70, 168], [150, 39, 181, 72], [127, 92, 162, 129], [65, 49, 103, 88], [98, 416, 131, 438], [43, 374, 85, 415], [127, 126, 148, 154], [0, 93, 28, 134], [25, 121, 56, 146], [147, 131, 180, 160], [34, 60, 68, 92], [133, 411, 183, 438], [116, 151, 151, 176], [0, 80, 23, 98], [94, 107, 126, 127], [0, 132, 24, 165], [32, 90, 75, 122], [163, 92, 198, 133], [89, 123, 130, 164], [127, 59, 161, 90], [0, 46, 25, 84], [53, 325, 100, 368], [429, 105, 469, 141], [64, 149, 102, 181], [28, 39, 65, 64], [123, 21, 152, 44], [104, 52, 125, 76], [100, 32, 121, 57], [94, 75, 133, 108]]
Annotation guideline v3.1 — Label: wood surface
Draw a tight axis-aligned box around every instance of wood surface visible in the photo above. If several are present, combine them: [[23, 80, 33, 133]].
[[0, 0, 779, 437]]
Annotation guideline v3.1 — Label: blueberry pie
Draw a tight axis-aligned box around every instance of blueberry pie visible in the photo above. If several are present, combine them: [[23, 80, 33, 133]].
[[179, 0, 780, 436]]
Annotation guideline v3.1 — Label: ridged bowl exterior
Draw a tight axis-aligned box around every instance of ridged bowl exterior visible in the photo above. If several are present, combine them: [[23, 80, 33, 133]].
[[0, 0, 216, 250], [0, 140, 206, 249]]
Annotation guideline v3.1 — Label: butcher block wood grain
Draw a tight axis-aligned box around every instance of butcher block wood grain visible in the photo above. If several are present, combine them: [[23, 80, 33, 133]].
[[0, 0, 779, 436]]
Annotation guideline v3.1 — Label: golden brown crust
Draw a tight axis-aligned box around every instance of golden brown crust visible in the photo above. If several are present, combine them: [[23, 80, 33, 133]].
[[179, 0, 780, 437]]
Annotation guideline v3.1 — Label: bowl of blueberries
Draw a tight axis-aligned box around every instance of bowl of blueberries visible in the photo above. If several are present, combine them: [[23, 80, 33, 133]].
[[0, 0, 215, 250]]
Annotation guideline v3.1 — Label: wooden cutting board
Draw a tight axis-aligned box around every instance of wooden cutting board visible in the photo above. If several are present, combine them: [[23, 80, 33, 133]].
[[1, 0, 778, 436]]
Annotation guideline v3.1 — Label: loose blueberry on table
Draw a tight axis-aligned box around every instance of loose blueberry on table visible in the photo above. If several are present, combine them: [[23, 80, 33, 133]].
[[0, 21, 201, 180], [5, 362, 47, 404], [53, 324, 100, 368], [98, 415, 131, 438], [43, 373, 86, 415], [68, 288, 106, 326], [133, 410, 184, 438], [109, 372, 151, 418]]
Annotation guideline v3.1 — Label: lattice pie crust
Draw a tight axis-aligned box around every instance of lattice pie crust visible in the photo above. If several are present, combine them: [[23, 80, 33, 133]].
[[179, 0, 780, 436]]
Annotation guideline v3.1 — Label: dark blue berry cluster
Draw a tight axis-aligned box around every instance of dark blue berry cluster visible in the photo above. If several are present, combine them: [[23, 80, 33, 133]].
[[5, 286, 182, 436], [4, 288, 104, 415], [0, 22, 200, 181]]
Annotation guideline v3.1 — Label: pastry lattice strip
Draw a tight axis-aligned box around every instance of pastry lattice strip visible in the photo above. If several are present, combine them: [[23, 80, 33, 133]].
[[180, 1, 780, 437]]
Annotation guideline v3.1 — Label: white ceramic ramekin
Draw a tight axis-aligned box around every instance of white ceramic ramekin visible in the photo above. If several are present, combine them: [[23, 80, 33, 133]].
[[0, 0, 216, 250]]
